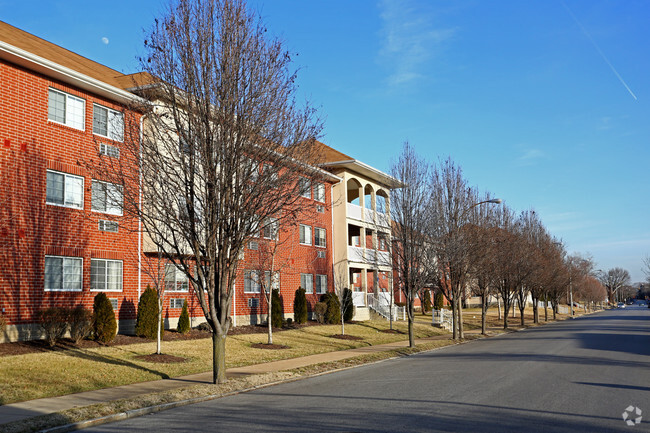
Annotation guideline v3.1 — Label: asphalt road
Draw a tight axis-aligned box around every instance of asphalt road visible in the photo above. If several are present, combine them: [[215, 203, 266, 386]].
[[88, 305, 650, 432]]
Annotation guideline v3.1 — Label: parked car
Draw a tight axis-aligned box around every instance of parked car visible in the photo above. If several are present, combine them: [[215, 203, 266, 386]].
[[617, 302, 625, 308]]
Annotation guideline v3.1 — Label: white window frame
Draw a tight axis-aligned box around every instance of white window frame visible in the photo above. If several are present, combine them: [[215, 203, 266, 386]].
[[93, 104, 124, 141], [299, 177, 311, 199], [301, 273, 313, 294], [314, 183, 325, 202], [90, 259, 123, 292], [91, 180, 123, 215], [98, 220, 118, 233], [263, 217, 279, 240], [314, 227, 326, 248], [300, 224, 312, 245], [165, 264, 189, 292], [244, 270, 261, 293], [46, 170, 84, 209], [316, 274, 327, 294], [170, 298, 185, 309], [99, 142, 120, 158], [263, 271, 280, 293], [48, 88, 85, 131], [44, 255, 82, 292]]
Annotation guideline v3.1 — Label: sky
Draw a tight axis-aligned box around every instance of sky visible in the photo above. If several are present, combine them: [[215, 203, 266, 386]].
[[2, 0, 649, 283]]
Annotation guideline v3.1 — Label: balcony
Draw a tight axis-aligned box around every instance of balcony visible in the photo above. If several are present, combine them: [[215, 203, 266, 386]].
[[347, 246, 391, 267], [347, 203, 362, 221]]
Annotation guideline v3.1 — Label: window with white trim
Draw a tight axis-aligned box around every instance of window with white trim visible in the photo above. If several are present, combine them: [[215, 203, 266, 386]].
[[48, 88, 85, 130], [315, 274, 327, 294], [314, 183, 325, 202], [301, 273, 313, 294], [91, 259, 123, 291], [46, 170, 83, 209], [99, 143, 120, 158], [91, 180, 123, 215], [165, 264, 189, 292], [317, 250, 326, 259], [244, 270, 261, 293], [170, 298, 185, 309], [98, 220, 118, 233], [44, 255, 82, 291], [314, 227, 326, 248], [299, 177, 311, 198], [299, 224, 312, 245], [109, 298, 118, 310], [263, 271, 280, 292], [93, 104, 124, 141], [263, 217, 278, 240]]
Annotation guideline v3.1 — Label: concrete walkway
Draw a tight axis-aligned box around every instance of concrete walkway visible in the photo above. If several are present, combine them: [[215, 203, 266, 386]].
[[0, 332, 464, 426]]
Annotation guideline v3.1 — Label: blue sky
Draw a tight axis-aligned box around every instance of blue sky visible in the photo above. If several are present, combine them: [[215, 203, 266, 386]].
[[3, 0, 648, 282]]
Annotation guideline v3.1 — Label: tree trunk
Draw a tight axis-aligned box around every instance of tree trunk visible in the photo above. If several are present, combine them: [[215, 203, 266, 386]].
[[212, 332, 227, 384], [497, 295, 502, 320], [341, 314, 345, 336], [457, 297, 464, 340], [533, 300, 539, 324], [157, 298, 162, 355], [451, 295, 458, 340], [519, 303, 525, 326], [407, 301, 415, 347], [481, 294, 487, 335], [503, 299, 509, 329], [544, 300, 548, 321]]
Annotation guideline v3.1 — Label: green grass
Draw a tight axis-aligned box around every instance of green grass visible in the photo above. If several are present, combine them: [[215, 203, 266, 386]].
[[0, 320, 445, 405]]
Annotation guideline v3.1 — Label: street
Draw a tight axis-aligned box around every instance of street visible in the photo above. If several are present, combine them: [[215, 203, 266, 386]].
[[88, 307, 650, 432]]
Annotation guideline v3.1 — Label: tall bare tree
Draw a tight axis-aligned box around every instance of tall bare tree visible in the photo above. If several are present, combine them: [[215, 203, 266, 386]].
[[91, 0, 323, 383], [598, 267, 631, 305], [390, 143, 435, 347]]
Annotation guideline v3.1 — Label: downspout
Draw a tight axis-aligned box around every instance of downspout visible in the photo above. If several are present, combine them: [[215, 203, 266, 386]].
[[137, 114, 144, 301]]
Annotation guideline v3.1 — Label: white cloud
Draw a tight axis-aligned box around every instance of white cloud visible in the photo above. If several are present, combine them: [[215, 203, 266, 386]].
[[515, 148, 545, 166], [378, 0, 455, 87]]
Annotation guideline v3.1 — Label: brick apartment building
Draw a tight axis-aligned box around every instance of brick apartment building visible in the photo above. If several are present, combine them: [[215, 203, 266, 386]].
[[0, 21, 398, 342]]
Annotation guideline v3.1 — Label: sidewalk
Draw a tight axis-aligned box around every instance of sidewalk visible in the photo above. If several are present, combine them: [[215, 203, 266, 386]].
[[0, 332, 465, 426]]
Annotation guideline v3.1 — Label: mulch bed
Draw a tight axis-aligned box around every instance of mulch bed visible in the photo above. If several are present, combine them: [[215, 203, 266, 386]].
[[0, 321, 321, 357], [250, 343, 289, 350], [329, 334, 364, 340], [134, 353, 188, 363], [381, 329, 405, 334]]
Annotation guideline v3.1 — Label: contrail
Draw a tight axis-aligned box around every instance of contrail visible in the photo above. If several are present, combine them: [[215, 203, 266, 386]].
[[561, 1, 637, 101]]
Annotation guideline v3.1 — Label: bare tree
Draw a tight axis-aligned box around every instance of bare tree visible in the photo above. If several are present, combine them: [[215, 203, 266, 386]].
[[333, 260, 354, 335], [598, 267, 631, 305], [643, 256, 650, 284], [90, 0, 323, 383], [390, 143, 435, 347]]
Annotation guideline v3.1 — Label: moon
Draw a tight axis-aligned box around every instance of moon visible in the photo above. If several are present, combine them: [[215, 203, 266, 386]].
[[101, 37, 109, 45]]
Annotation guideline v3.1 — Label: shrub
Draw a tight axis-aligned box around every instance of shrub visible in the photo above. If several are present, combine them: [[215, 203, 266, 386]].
[[135, 286, 164, 340], [0, 313, 6, 333], [422, 290, 432, 314], [434, 290, 444, 310], [286, 318, 293, 326], [177, 299, 191, 334], [93, 293, 117, 343], [342, 288, 354, 322], [39, 307, 69, 347], [321, 292, 340, 325], [314, 302, 327, 324], [293, 288, 308, 324], [271, 289, 284, 328], [69, 306, 93, 344]]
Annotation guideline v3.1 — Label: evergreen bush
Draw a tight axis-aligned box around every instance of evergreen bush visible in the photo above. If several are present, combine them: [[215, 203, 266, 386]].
[[135, 286, 164, 340], [434, 290, 444, 310], [322, 292, 341, 324], [93, 293, 117, 343], [271, 289, 284, 328], [69, 306, 93, 344], [39, 307, 69, 347], [342, 288, 354, 322], [422, 290, 432, 314], [177, 299, 191, 334], [293, 288, 308, 324]]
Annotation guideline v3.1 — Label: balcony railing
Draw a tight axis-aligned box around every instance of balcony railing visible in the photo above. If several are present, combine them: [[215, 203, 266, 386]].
[[347, 246, 391, 266], [347, 203, 362, 221]]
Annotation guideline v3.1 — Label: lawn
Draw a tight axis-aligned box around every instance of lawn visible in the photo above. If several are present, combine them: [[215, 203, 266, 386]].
[[0, 319, 445, 405]]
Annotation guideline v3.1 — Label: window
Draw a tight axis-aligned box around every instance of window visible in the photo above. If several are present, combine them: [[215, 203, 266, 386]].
[[91, 180, 123, 215], [48, 88, 85, 130], [98, 220, 118, 233], [299, 177, 311, 198], [314, 183, 325, 202], [46, 170, 83, 209], [264, 271, 280, 292], [99, 143, 120, 158], [91, 259, 123, 291], [314, 228, 326, 248], [246, 158, 259, 181], [316, 274, 327, 294], [317, 250, 326, 259], [109, 298, 119, 310], [170, 298, 185, 309], [263, 164, 278, 182], [244, 270, 261, 293], [93, 104, 124, 141], [44, 256, 82, 291], [165, 264, 189, 292], [299, 224, 312, 245], [263, 217, 278, 240], [379, 236, 387, 250], [301, 273, 313, 294]]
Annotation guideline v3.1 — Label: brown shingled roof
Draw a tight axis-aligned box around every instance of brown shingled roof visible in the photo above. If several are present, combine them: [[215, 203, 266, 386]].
[[0, 20, 130, 90], [314, 140, 353, 164]]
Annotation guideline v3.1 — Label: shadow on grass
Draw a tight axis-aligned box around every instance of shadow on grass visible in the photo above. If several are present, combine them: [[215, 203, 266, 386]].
[[61, 346, 171, 379]]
